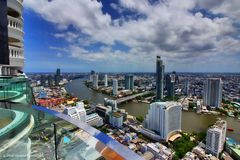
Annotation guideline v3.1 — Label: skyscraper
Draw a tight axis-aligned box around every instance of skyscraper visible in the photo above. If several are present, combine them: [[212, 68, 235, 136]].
[[93, 74, 98, 89], [125, 75, 134, 90], [125, 75, 130, 90], [40, 75, 46, 87], [130, 75, 134, 90], [104, 74, 108, 87], [112, 79, 118, 96], [55, 68, 61, 86], [206, 119, 227, 158], [203, 78, 223, 108], [0, 0, 24, 75], [90, 70, 95, 82], [144, 102, 182, 141], [156, 56, 165, 100], [47, 75, 53, 87], [184, 79, 189, 96], [166, 74, 175, 99]]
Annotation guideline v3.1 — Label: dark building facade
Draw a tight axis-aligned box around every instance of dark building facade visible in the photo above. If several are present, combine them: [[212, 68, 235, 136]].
[[156, 56, 164, 100], [0, 0, 9, 65]]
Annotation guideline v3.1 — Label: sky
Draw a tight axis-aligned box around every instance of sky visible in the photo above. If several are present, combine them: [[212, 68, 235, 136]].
[[23, 0, 240, 73]]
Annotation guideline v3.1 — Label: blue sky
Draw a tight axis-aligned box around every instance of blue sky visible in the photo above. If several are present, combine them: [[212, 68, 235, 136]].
[[23, 0, 240, 73]]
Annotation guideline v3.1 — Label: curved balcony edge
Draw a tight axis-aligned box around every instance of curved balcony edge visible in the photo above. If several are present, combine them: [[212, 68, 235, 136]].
[[7, 0, 23, 16], [32, 105, 144, 160], [8, 26, 24, 42]]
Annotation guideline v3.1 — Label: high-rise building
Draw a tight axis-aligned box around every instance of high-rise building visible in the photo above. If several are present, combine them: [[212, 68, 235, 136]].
[[0, 0, 24, 75], [203, 78, 223, 108], [55, 68, 61, 86], [90, 70, 95, 82], [130, 75, 134, 90], [40, 75, 46, 87], [156, 56, 165, 100], [47, 75, 53, 87], [166, 74, 175, 99], [93, 74, 98, 89], [125, 75, 130, 90], [125, 75, 134, 90], [104, 74, 108, 87], [184, 79, 189, 96], [113, 79, 118, 96], [206, 119, 227, 158], [144, 102, 182, 141]]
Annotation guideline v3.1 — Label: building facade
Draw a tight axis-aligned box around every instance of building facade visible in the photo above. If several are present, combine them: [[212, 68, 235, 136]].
[[156, 56, 165, 100], [166, 74, 175, 99], [112, 79, 118, 96], [93, 74, 99, 89], [144, 102, 182, 141], [104, 74, 108, 87], [203, 78, 223, 108], [0, 0, 24, 75], [205, 119, 227, 158], [109, 111, 123, 128], [63, 102, 87, 123], [125, 75, 134, 90]]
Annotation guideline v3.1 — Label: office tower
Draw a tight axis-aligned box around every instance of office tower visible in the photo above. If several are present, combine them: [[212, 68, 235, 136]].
[[203, 78, 223, 108], [90, 70, 95, 82], [172, 71, 179, 84], [130, 75, 134, 90], [166, 74, 175, 99], [125, 75, 130, 89], [112, 79, 118, 96], [144, 102, 182, 141], [40, 75, 46, 87], [47, 75, 53, 87], [104, 74, 108, 87], [184, 79, 189, 96], [93, 74, 98, 89], [156, 56, 165, 100], [206, 119, 227, 158], [54, 68, 61, 86], [125, 75, 134, 90], [0, 0, 24, 75]]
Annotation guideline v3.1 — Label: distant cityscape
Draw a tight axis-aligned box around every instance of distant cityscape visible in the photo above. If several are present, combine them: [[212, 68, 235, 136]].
[[27, 56, 240, 160]]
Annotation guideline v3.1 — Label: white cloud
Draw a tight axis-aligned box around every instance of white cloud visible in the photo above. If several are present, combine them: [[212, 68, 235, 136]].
[[24, 0, 240, 72]]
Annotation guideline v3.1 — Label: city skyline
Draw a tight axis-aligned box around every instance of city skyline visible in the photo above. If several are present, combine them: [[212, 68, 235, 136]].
[[22, 0, 240, 73]]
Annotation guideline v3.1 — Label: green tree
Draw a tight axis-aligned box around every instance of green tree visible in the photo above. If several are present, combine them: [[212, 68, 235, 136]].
[[136, 115, 144, 123]]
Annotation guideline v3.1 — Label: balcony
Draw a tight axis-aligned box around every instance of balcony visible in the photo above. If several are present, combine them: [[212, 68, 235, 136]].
[[0, 76, 143, 160], [7, 0, 23, 17], [8, 16, 24, 42], [9, 46, 24, 67]]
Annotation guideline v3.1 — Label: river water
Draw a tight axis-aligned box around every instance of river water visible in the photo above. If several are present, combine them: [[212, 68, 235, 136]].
[[65, 78, 240, 141]]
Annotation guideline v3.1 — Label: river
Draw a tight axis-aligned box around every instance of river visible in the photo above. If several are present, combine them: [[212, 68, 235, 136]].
[[65, 78, 240, 141]]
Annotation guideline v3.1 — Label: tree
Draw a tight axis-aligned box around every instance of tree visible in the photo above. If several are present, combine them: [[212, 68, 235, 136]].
[[136, 115, 144, 123], [83, 99, 89, 105]]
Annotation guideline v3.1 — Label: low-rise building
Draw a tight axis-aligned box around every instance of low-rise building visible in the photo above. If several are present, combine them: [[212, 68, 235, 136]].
[[109, 111, 123, 128], [86, 113, 103, 127]]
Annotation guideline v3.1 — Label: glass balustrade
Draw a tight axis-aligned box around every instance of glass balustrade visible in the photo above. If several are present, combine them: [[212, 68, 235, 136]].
[[0, 76, 143, 160]]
